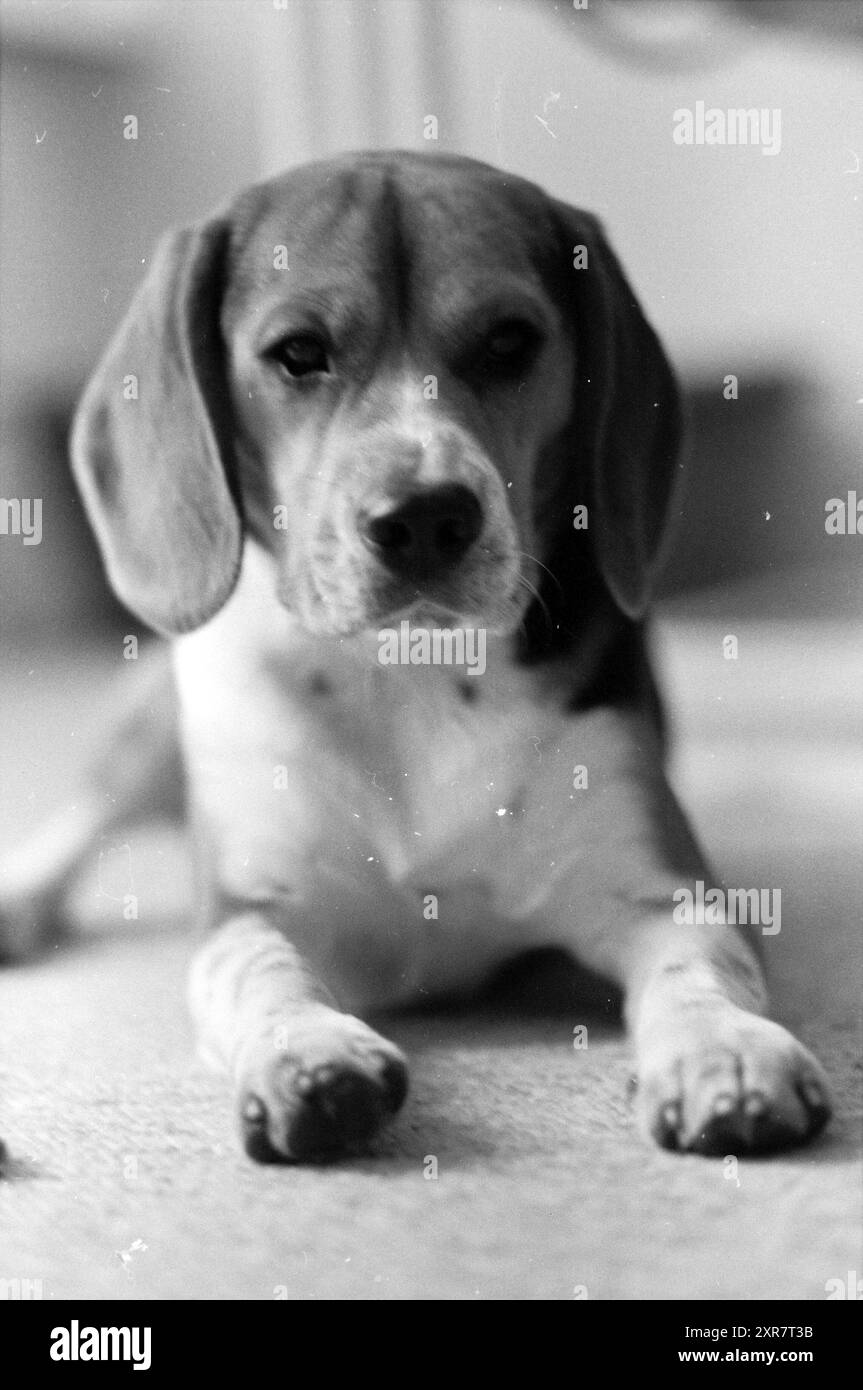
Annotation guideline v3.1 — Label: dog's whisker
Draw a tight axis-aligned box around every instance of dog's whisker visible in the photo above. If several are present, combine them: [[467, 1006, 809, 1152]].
[[516, 572, 553, 633], [518, 550, 563, 591]]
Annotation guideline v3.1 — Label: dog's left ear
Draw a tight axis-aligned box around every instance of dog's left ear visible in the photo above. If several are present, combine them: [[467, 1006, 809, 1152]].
[[549, 202, 683, 620]]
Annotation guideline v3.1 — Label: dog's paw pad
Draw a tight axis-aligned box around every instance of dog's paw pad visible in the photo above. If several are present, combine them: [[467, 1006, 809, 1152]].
[[639, 1014, 832, 1156], [237, 1022, 408, 1164]]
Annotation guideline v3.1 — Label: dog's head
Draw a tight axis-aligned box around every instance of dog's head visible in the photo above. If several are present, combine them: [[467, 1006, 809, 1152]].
[[72, 151, 681, 648]]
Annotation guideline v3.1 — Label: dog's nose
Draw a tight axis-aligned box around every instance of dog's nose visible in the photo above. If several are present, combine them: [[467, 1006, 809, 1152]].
[[359, 484, 483, 575]]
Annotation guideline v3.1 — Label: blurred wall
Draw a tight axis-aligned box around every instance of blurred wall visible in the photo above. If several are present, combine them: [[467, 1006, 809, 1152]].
[[252, 0, 863, 395]]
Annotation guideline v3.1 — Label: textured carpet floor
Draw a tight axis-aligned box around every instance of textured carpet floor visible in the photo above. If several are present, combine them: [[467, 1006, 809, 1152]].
[[1, 581, 860, 1300]]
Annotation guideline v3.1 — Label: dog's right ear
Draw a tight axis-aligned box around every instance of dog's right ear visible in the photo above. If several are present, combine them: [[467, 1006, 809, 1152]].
[[71, 219, 243, 635]]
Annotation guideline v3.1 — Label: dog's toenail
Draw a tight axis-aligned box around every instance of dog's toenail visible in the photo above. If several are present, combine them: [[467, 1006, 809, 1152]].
[[242, 1095, 267, 1124], [378, 1055, 409, 1112], [713, 1094, 736, 1116], [655, 1101, 681, 1149], [744, 1092, 767, 1116]]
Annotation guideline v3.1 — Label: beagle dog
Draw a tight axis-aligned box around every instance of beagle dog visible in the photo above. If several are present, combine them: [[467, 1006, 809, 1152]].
[[1, 150, 831, 1162]]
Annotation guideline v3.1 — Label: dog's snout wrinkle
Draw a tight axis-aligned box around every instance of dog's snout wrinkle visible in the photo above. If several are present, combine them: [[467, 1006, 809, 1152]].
[[359, 483, 483, 577]]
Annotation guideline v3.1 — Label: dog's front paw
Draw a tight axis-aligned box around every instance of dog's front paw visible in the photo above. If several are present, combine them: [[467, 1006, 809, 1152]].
[[636, 1010, 832, 1156], [235, 1012, 408, 1163]]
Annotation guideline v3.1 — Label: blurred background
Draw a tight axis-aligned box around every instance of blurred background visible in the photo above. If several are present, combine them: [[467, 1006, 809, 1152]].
[[0, 0, 860, 1302], [0, 0, 861, 638]]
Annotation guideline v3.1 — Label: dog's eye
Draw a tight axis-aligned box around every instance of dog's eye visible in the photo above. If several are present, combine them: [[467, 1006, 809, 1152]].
[[271, 334, 330, 378], [482, 320, 537, 367]]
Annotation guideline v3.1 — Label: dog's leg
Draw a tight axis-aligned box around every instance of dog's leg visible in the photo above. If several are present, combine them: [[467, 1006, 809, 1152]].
[[0, 647, 184, 958], [188, 912, 408, 1162], [551, 735, 832, 1155]]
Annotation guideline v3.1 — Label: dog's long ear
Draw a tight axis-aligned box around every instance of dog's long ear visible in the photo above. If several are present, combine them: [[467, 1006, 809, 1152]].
[[71, 219, 242, 635], [549, 202, 683, 621]]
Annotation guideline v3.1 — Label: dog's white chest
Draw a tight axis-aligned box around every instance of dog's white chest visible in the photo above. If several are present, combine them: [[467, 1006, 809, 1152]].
[[315, 655, 557, 877], [172, 547, 646, 939]]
